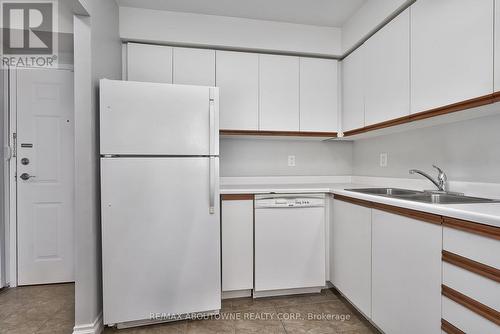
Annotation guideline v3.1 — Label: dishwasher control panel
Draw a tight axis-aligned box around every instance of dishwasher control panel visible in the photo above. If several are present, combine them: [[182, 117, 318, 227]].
[[255, 194, 325, 208]]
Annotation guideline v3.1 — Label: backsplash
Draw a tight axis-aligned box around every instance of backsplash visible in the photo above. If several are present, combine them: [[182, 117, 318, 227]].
[[220, 137, 353, 177], [352, 113, 500, 183]]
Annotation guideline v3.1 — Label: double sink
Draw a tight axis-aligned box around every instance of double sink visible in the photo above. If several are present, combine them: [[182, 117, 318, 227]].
[[345, 188, 499, 204]]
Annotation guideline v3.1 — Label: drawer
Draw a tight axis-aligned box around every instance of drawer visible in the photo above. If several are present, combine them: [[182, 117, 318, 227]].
[[443, 227, 500, 268], [442, 296, 498, 333], [443, 262, 499, 310]]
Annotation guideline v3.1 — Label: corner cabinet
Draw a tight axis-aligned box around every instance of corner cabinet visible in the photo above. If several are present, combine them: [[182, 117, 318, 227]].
[[299, 58, 339, 132], [364, 8, 410, 125], [221, 195, 254, 296], [410, 0, 494, 113], [341, 45, 365, 132], [331, 199, 372, 317], [259, 54, 300, 131], [216, 51, 259, 131], [371, 209, 442, 334]]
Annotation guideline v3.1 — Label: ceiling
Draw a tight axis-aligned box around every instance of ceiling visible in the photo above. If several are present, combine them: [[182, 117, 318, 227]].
[[115, 0, 368, 27]]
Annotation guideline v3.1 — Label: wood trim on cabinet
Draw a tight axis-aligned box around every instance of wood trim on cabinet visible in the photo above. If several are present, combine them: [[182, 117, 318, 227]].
[[343, 92, 498, 137], [370, 201, 442, 225], [333, 194, 373, 208], [441, 319, 465, 334], [443, 217, 500, 240], [442, 285, 500, 326], [220, 129, 338, 137], [442, 250, 500, 283], [333, 194, 442, 225], [221, 194, 254, 201]]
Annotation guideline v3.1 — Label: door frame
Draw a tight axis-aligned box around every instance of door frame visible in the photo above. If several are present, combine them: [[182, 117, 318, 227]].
[[6, 65, 74, 287]]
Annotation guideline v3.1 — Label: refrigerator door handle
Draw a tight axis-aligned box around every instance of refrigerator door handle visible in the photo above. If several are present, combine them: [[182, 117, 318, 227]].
[[209, 157, 215, 214], [209, 88, 216, 156]]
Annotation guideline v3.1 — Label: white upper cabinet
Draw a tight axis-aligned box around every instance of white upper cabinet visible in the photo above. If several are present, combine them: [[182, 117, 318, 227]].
[[341, 44, 365, 132], [259, 54, 300, 131], [299, 58, 339, 132], [495, 0, 500, 92], [411, 0, 494, 114], [126, 43, 173, 83], [364, 9, 410, 125], [173, 47, 215, 86], [371, 209, 441, 334], [216, 51, 259, 130]]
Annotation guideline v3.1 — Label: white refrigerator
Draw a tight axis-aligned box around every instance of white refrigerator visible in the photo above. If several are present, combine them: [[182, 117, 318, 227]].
[[99, 79, 221, 327]]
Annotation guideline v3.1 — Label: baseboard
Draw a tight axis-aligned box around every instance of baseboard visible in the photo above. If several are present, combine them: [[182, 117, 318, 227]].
[[73, 312, 103, 334], [253, 286, 322, 298], [222, 289, 252, 299]]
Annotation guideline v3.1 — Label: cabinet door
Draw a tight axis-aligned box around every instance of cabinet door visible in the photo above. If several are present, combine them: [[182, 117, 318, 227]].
[[411, 0, 494, 114], [299, 58, 339, 132], [173, 47, 215, 86], [259, 54, 300, 131], [365, 9, 410, 125], [331, 200, 371, 317], [127, 43, 173, 83], [495, 0, 500, 92], [371, 209, 441, 334], [221, 199, 254, 292], [341, 45, 365, 132], [216, 51, 259, 130]]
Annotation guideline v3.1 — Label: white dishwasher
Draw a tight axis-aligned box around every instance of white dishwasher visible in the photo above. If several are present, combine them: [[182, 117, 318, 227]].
[[254, 194, 326, 298]]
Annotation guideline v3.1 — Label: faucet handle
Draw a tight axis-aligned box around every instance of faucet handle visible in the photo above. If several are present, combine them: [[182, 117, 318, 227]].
[[432, 165, 447, 190], [432, 165, 443, 173]]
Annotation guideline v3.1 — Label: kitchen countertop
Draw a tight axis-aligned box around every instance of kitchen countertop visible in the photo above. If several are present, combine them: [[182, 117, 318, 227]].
[[220, 183, 500, 228]]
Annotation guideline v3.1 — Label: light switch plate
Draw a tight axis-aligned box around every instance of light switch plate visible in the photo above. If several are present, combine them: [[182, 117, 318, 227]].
[[288, 155, 296, 167], [379, 153, 388, 167]]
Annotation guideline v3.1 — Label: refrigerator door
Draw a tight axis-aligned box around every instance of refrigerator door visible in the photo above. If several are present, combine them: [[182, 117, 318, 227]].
[[100, 79, 219, 156], [101, 157, 221, 325]]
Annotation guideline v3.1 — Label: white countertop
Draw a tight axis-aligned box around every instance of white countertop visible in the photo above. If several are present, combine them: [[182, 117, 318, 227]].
[[220, 182, 500, 228]]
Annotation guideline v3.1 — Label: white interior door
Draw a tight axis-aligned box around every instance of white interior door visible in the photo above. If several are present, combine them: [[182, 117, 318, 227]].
[[17, 69, 74, 285]]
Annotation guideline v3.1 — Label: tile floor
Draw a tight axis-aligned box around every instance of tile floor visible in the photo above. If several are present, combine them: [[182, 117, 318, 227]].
[[0, 284, 380, 334], [0, 283, 74, 334]]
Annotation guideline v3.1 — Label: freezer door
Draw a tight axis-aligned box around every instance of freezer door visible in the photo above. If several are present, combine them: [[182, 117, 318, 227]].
[[101, 157, 221, 325], [100, 79, 219, 156]]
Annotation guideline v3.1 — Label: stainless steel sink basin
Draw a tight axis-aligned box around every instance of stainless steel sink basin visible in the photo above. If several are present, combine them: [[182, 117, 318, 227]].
[[345, 188, 499, 204], [346, 188, 421, 196], [396, 193, 500, 204]]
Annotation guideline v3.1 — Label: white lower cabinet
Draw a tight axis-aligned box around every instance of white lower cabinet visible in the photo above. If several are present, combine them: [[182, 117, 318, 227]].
[[371, 209, 442, 334], [331, 199, 372, 317], [221, 198, 254, 294]]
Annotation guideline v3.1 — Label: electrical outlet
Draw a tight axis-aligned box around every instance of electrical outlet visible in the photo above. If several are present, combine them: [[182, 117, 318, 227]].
[[288, 155, 296, 167], [379, 153, 388, 167]]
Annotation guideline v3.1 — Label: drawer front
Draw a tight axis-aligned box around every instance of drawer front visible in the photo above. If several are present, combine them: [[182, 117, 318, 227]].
[[442, 297, 498, 333], [443, 227, 500, 268], [443, 262, 499, 310]]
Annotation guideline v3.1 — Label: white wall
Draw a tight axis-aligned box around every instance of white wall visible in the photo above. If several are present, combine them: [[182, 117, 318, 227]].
[[0, 67, 5, 287], [73, 0, 121, 329], [119, 7, 342, 57], [341, 0, 413, 53], [352, 113, 500, 183], [220, 138, 353, 177]]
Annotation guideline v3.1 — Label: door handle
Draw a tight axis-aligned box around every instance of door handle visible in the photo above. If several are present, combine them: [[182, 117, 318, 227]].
[[20, 173, 35, 181], [209, 157, 215, 214]]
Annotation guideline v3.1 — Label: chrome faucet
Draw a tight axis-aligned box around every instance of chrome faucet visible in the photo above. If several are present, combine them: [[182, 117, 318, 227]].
[[409, 165, 448, 192]]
